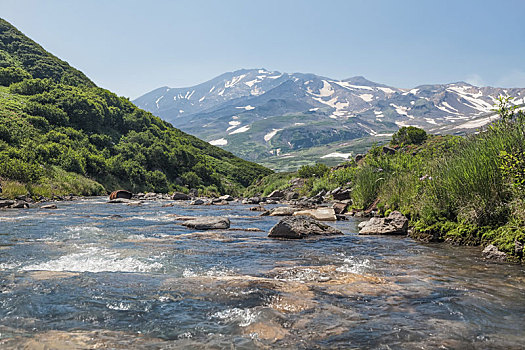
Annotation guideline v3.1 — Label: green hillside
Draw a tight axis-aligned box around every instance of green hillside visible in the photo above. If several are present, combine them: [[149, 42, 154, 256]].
[[0, 18, 271, 198]]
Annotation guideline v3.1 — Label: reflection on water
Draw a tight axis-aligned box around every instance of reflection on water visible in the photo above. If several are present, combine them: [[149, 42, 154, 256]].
[[0, 198, 524, 349]]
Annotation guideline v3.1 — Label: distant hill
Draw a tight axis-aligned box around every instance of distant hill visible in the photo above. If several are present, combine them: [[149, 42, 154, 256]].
[[0, 18, 271, 197], [134, 68, 525, 171]]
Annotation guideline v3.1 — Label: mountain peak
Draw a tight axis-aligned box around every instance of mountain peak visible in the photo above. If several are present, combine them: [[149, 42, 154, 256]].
[[342, 76, 385, 87]]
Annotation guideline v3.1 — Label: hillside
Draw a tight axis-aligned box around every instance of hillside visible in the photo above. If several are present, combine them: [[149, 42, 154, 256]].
[[134, 69, 525, 171], [0, 19, 271, 198]]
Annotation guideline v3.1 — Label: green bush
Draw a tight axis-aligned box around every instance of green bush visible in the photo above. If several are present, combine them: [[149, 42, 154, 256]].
[[391, 126, 427, 146], [0, 66, 31, 86]]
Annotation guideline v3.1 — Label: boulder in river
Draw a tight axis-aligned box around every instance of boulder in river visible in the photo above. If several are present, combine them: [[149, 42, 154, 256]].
[[41, 204, 57, 209], [109, 190, 132, 200], [181, 217, 231, 230], [10, 200, 30, 209], [482, 244, 507, 261], [292, 208, 337, 221], [269, 207, 300, 216], [358, 211, 408, 235], [172, 192, 191, 200], [268, 216, 343, 239], [190, 199, 205, 205], [219, 194, 234, 201]]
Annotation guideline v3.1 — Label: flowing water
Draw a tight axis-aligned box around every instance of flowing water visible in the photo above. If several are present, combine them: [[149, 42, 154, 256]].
[[0, 198, 524, 349]]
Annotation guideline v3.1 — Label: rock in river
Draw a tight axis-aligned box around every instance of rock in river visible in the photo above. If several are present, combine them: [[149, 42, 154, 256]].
[[109, 190, 132, 200], [293, 208, 337, 221], [482, 244, 507, 261], [268, 216, 343, 239], [41, 204, 57, 209], [181, 217, 231, 230], [172, 192, 191, 200], [359, 211, 408, 235]]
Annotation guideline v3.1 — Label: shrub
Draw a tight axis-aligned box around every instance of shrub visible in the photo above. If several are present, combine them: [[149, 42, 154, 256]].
[[0, 66, 31, 86], [391, 126, 427, 146]]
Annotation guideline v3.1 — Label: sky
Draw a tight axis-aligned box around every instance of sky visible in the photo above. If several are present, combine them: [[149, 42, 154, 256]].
[[1, 0, 524, 99]]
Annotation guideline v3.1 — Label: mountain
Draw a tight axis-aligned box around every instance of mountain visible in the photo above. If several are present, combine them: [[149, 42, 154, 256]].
[[0, 19, 271, 198], [134, 69, 525, 171]]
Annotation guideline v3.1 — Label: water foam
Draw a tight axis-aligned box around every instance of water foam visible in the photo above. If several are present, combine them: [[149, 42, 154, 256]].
[[211, 308, 260, 327], [21, 247, 162, 273], [336, 257, 373, 274]]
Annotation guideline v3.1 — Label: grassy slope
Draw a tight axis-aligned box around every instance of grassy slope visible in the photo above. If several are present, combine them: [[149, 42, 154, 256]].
[[0, 18, 271, 198]]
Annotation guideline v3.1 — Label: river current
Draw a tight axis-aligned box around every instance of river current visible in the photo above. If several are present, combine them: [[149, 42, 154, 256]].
[[0, 198, 524, 349]]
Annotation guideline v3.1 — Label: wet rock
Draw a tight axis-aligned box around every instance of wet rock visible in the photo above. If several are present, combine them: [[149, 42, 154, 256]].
[[144, 192, 158, 200], [162, 203, 175, 207], [249, 205, 266, 211], [269, 207, 299, 216], [190, 199, 205, 205], [482, 244, 507, 261], [10, 200, 29, 209], [219, 194, 234, 201], [212, 199, 229, 205], [268, 216, 343, 239], [181, 217, 231, 230], [41, 204, 57, 209], [0, 200, 15, 208], [242, 197, 260, 205], [172, 192, 191, 200], [293, 208, 337, 221], [359, 211, 408, 235], [108, 198, 131, 204], [332, 202, 348, 215], [109, 190, 132, 200]]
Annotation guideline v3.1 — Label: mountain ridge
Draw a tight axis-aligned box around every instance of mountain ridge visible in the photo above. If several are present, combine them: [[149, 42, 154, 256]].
[[134, 68, 525, 170]]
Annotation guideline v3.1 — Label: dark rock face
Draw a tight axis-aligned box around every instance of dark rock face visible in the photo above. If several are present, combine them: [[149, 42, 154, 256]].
[[181, 217, 230, 230], [172, 192, 191, 200], [332, 189, 351, 201], [355, 154, 365, 163], [359, 211, 408, 235], [482, 244, 507, 261], [109, 190, 132, 200], [268, 216, 343, 239]]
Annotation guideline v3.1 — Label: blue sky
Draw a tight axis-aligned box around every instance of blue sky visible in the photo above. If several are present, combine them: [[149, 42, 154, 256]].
[[1, 0, 524, 98]]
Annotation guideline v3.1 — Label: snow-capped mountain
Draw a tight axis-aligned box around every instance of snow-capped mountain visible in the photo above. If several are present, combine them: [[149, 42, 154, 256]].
[[133, 69, 525, 170]]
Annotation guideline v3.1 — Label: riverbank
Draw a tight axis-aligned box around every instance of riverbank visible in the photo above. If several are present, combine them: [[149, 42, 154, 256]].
[[243, 100, 525, 263]]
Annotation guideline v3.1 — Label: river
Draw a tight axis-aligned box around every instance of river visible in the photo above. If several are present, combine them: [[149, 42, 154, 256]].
[[0, 198, 524, 349]]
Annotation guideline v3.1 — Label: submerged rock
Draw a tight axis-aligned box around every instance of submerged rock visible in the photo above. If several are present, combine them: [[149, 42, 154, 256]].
[[41, 204, 57, 209], [293, 208, 337, 221], [482, 244, 507, 261], [181, 217, 231, 230], [359, 211, 408, 235], [268, 216, 343, 239]]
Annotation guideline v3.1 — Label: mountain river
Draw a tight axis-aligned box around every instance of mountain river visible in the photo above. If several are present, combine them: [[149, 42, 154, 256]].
[[0, 198, 524, 349]]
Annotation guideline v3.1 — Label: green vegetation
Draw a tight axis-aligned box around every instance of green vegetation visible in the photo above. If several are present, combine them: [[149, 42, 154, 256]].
[[246, 98, 525, 262], [0, 18, 271, 198]]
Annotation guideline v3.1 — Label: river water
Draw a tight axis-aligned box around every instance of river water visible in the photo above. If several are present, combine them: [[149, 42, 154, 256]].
[[0, 198, 524, 349]]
